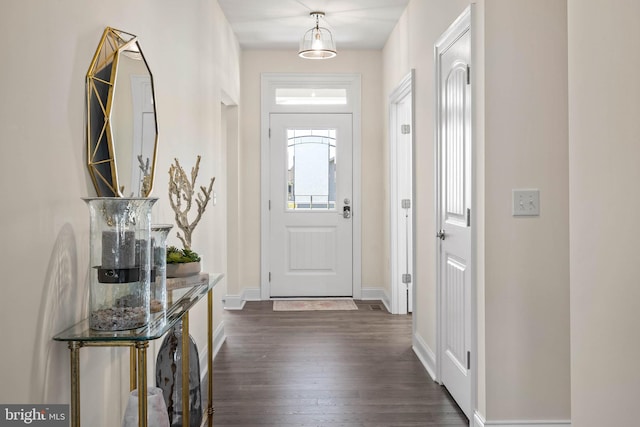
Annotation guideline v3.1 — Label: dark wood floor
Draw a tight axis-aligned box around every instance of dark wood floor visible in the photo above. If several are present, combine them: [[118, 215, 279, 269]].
[[212, 300, 468, 427]]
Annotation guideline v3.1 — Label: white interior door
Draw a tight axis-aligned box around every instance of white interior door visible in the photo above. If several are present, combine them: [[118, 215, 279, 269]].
[[269, 113, 353, 297], [436, 11, 472, 420]]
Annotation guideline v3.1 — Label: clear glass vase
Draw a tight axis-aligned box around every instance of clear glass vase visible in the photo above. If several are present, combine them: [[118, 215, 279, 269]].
[[156, 321, 203, 427], [151, 224, 173, 316], [83, 197, 158, 331]]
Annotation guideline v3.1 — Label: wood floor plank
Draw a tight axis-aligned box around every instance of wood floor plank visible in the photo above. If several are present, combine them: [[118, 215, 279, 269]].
[[212, 300, 468, 427]]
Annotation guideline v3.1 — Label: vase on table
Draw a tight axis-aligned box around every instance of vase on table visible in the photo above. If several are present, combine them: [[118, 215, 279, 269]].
[[122, 386, 170, 427], [83, 197, 158, 331], [151, 224, 173, 318], [155, 321, 203, 427]]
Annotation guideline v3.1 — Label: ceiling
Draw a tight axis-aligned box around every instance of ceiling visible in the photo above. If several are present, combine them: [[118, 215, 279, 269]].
[[217, 0, 410, 50]]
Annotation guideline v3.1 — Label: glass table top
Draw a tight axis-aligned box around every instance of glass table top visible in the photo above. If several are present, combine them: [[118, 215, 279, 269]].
[[53, 273, 223, 343]]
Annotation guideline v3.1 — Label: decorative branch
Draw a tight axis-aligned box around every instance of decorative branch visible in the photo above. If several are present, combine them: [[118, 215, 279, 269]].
[[137, 155, 151, 197], [168, 155, 215, 250]]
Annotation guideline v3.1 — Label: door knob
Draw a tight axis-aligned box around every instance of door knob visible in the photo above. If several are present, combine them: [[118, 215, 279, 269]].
[[436, 229, 446, 240], [342, 205, 351, 219]]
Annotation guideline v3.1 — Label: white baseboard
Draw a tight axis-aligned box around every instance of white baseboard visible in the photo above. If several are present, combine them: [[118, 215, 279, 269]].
[[361, 287, 391, 312], [223, 287, 261, 310], [199, 321, 226, 383], [473, 413, 571, 427], [223, 294, 245, 310], [412, 332, 437, 382], [243, 287, 261, 301]]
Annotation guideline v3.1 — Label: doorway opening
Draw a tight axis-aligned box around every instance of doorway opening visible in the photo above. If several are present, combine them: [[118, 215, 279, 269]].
[[260, 74, 362, 299], [389, 70, 414, 315]]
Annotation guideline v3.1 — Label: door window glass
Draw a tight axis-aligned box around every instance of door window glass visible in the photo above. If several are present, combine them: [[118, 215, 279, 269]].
[[287, 129, 336, 210]]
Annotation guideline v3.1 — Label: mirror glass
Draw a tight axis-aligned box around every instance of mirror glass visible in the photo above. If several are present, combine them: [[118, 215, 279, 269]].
[[86, 27, 158, 197]]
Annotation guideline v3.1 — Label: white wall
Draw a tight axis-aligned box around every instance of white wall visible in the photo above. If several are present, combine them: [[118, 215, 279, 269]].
[[0, 1, 239, 425], [384, 0, 571, 422], [476, 0, 571, 421], [233, 50, 385, 297], [568, 1, 640, 425]]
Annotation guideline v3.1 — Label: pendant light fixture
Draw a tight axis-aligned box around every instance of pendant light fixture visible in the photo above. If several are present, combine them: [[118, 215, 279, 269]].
[[298, 11, 337, 59]]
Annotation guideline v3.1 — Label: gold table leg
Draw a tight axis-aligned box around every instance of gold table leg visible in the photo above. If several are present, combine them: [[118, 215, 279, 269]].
[[69, 341, 82, 427], [135, 341, 149, 427], [207, 290, 214, 426], [130, 346, 137, 391], [182, 314, 190, 427]]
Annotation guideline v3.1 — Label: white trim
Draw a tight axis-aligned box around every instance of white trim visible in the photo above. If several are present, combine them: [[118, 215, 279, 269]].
[[473, 413, 571, 427], [199, 321, 226, 383], [389, 70, 415, 315], [412, 332, 437, 382], [469, 6, 480, 422], [223, 295, 245, 310], [223, 287, 261, 310], [243, 288, 261, 301], [360, 287, 391, 312], [434, 5, 474, 420], [270, 296, 354, 301], [260, 73, 362, 300]]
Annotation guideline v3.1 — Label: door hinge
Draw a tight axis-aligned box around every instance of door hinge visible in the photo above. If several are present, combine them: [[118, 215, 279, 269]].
[[467, 351, 471, 370], [268, 128, 271, 138], [466, 208, 471, 227], [401, 124, 411, 134], [402, 273, 412, 284], [269, 200, 271, 210], [466, 65, 471, 85], [401, 199, 411, 209], [269, 272, 271, 282]]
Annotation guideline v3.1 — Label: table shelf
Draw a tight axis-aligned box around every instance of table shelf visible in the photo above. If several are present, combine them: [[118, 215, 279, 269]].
[[53, 273, 223, 427]]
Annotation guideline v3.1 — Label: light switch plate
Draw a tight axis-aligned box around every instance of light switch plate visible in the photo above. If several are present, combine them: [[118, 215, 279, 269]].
[[512, 189, 540, 216]]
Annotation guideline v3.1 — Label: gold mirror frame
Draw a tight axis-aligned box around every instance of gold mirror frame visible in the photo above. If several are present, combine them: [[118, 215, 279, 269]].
[[86, 27, 158, 197]]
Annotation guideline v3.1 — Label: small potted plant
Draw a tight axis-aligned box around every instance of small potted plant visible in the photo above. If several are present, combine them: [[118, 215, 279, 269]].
[[166, 155, 214, 277], [165, 246, 202, 278]]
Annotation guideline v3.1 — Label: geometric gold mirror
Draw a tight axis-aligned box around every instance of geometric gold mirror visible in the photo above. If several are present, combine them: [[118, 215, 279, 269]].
[[86, 27, 158, 197]]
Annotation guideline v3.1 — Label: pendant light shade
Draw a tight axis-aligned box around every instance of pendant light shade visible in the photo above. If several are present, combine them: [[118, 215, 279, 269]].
[[299, 12, 337, 59]]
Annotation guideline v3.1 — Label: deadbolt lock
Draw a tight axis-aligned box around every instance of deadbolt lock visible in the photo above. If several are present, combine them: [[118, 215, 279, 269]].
[[343, 205, 351, 219]]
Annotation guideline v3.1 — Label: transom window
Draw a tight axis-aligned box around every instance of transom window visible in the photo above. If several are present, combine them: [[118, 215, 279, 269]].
[[276, 88, 347, 106]]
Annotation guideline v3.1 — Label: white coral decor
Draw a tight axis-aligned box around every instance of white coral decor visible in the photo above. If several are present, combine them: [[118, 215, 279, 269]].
[[168, 155, 215, 250]]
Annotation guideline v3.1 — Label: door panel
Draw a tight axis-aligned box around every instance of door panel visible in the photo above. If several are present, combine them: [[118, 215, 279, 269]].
[[270, 113, 353, 297], [288, 227, 336, 271], [437, 16, 472, 420], [444, 255, 468, 372]]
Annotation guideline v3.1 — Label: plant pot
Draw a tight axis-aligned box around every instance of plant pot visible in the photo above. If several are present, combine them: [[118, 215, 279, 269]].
[[166, 261, 201, 278]]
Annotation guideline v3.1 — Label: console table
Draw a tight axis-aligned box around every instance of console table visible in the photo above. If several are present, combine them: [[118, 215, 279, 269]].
[[53, 273, 223, 427]]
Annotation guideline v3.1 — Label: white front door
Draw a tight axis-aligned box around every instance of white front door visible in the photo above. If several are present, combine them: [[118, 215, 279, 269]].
[[436, 10, 472, 420], [269, 113, 353, 297]]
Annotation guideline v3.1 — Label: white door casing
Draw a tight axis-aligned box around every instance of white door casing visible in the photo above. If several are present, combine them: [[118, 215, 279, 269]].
[[260, 73, 362, 300], [435, 7, 473, 420], [269, 114, 353, 297], [389, 71, 414, 314]]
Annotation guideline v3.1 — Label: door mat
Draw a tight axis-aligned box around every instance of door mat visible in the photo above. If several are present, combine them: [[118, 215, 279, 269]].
[[273, 299, 358, 311]]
